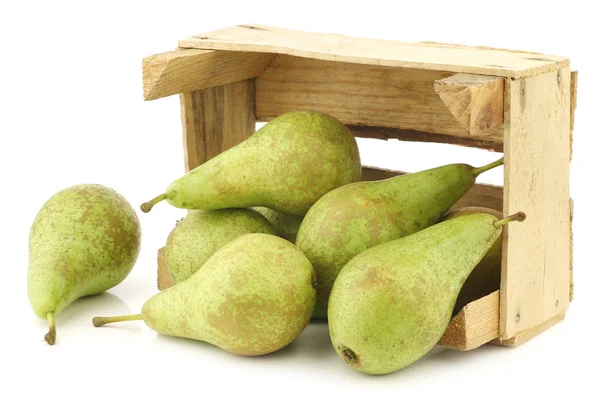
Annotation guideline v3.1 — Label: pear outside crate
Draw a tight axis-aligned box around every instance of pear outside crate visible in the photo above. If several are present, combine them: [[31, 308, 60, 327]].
[[142, 24, 577, 351]]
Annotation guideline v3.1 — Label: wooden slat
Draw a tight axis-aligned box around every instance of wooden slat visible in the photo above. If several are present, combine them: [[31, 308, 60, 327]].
[[362, 166, 503, 211], [157, 247, 174, 290], [143, 49, 273, 100], [350, 125, 503, 152], [500, 68, 571, 340], [254, 55, 504, 143], [180, 79, 256, 172], [492, 313, 565, 347], [439, 291, 500, 350], [434, 74, 504, 137], [179, 24, 568, 79]]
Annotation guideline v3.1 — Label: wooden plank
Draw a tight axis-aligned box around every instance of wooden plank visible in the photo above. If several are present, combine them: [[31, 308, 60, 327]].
[[255, 55, 503, 143], [362, 166, 503, 211], [180, 79, 256, 172], [157, 247, 174, 290], [500, 67, 571, 340], [492, 313, 565, 347], [143, 49, 273, 100], [439, 291, 500, 350], [570, 198, 574, 301], [179, 24, 569, 79], [350, 125, 503, 152], [434, 74, 504, 137]]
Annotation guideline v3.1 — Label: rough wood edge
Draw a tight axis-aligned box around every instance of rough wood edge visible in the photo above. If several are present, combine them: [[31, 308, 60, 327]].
[[491, 313, 565, 347], [434, 74, 504, 137], [349, 125, 503, 152], [570, 198, 574, 302], [439, 291, 500, 350], [143, 48, 273, 101], [157, 247, 174, 290], [178, 24, 569, 79], [570, 70, 578, 160]]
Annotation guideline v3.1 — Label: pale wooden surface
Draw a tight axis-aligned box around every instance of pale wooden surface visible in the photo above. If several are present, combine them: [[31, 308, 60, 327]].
[[180, 79, 256, 172], [439, 291, 500, 350], [143, 49, 273, 100], [500, 67, 571, 340], [433, 74, 504, 137], [254, 55, 504, 143], [362, 166, 504, 211], [179, 24, 568, 79], [350, 125, 503, 152], [492, 313, 565, 346]]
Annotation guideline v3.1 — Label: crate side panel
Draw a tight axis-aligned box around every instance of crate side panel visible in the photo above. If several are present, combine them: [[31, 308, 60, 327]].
[[255, 55, 503, 144], [179, 24, 568, 78], [501, 67, 571, 340]]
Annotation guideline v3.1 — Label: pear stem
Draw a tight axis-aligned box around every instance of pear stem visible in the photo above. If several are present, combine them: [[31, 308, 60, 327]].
[[494, 212, 527, 228], [93, 314, 143, 327], [140, 194, 167, 213], [45, 312, 56, 345], [473, 157, 504, 177]]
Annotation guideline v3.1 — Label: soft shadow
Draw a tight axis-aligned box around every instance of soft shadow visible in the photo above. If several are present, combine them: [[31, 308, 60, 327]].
[[262, 323, 335, 361], [38, 291, 138, 333]]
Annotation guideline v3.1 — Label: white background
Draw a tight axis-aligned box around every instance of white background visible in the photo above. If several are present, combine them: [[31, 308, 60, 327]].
[[1, 1, 597, 398]]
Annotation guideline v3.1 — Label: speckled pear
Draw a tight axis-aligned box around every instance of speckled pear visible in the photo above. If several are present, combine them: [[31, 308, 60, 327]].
[[252, 207, 303, 243], [165, 209, 276, 283], [28, 184, 141, 345], [328, 212, 525, 375], [94, 234, 317, 356], [296, 157, 504, 319], [442, 206, 504, 314], [141, 111, 361, 216]]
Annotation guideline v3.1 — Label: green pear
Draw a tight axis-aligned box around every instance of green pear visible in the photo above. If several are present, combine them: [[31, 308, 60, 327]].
[[93, 233, 317, 356], [165, 209, 276, 283], [328, 212, 525, 375], [252, 207, 303, 243], [442, 206, 504, 314], [296, 157, 504, 319], [141, 111, 362, 216], [28, 184, 141, 345]]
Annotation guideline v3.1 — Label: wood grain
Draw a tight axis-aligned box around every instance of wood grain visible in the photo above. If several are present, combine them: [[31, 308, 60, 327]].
[[500, 67, 571, 340], [439, 291, 500, 350], [180, 79, 256, 172], [349, 125, 503, 152], [434, 74, 504, 137], [143, 49, 273, 100], [362, 166, 503, 211], [254, 55, 504, 143], [179, 24, 568, 79]]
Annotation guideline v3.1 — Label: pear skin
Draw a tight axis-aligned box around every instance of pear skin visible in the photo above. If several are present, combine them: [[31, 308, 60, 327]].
[[296, 158, 504, 319], [94, 234, 317, 356], [142, 111, 361, 216], [165, 209, 276, 283], [328, 212, 525, 375], [442, 206, 504, 314], [28, 184, 141, 345], [252, 207, 303, 243]]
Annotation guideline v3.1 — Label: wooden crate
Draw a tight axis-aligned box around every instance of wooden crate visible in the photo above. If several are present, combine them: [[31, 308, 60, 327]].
[[143, 24, 577, 351]]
